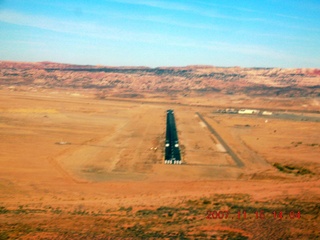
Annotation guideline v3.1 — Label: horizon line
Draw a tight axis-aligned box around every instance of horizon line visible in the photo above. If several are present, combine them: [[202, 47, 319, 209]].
[[1, 60, 319, 70]]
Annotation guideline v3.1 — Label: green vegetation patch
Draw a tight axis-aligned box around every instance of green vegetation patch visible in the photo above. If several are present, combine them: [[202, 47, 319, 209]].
[[273, 162, 313, 175]]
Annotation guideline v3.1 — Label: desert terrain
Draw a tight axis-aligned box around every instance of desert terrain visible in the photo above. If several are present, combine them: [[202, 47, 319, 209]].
[[0, 62, 319, 239]]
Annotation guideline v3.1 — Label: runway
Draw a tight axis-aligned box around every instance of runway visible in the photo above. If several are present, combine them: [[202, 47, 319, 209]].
[[164, 110, 182, 164]]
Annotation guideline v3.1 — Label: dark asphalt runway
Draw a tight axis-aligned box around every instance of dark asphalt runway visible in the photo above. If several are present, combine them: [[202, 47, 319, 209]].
[[165, 110, 182, 164]]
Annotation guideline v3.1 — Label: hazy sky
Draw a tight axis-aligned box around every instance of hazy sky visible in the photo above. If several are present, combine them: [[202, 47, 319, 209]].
[[0, 0, 319, 67]]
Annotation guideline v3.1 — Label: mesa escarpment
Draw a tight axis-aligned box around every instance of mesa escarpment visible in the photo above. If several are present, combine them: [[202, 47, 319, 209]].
[[1, 61, 319, 98]]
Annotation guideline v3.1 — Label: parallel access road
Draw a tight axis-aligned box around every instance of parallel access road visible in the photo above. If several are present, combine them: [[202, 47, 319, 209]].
[[196, 112, 244, 167]]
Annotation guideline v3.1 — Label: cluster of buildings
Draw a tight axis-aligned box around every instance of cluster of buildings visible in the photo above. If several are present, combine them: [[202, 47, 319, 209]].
[[216, 108, 273, 116]]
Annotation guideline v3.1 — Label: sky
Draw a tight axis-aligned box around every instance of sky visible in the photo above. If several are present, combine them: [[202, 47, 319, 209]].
[[0, 0, 319, 68]]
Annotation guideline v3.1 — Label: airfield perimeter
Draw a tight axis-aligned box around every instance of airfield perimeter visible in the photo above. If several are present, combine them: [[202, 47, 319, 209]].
[[0, 88, 319, 239]]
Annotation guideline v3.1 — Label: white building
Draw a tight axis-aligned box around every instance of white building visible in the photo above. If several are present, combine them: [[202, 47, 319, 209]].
[[238, 109, 260, 114], [262, 111, 273, 115]]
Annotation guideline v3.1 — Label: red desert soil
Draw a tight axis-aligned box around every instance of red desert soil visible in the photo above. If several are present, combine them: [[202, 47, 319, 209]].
[[0, 62, 319, 239]]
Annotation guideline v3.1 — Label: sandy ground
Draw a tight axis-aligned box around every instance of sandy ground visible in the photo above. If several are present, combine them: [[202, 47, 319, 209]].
[[0, 89, 319, 239]]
